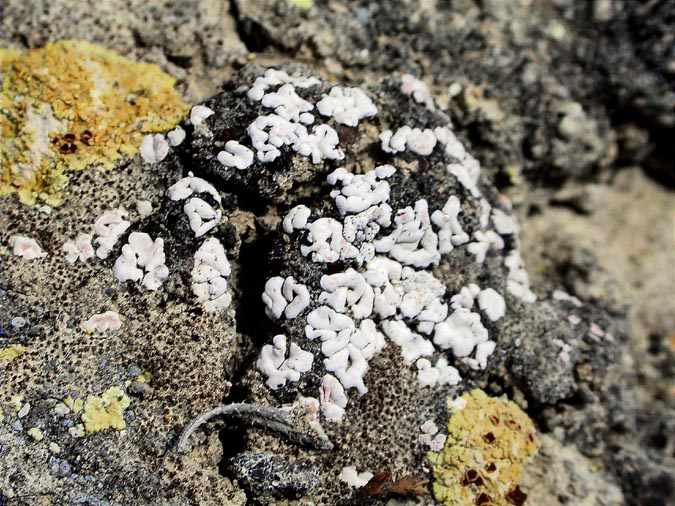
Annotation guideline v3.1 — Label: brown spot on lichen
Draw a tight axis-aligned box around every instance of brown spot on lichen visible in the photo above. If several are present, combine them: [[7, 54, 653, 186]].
[[483, 432, 496, 444], [506, 486, 527, 506], [476, 493, 492, 505], [0, 41, 188, 206]]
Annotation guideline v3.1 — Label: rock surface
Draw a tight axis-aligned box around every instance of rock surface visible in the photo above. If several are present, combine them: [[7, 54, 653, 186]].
[[1, 2, 673, 506]]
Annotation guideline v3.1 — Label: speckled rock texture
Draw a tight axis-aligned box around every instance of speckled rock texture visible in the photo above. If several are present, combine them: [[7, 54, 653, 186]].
[[1, 1, 673, 506]]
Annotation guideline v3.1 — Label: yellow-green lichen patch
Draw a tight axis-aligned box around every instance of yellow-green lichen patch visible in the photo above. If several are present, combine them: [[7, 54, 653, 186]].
[[288, 0, 314, 10], [428, 389, 540, 506], [0, 40, 189, 206], [27, 427, 44, 441], [63, 396, 84, 415], [0, 344, 29, 363], [81, 386, 131, 434]]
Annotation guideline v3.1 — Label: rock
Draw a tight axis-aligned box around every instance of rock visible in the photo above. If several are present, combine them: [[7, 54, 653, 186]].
[[228, 452, 320, 499], [0, 41, 188, 206], [0, 0, 248, 102], [155, 65, 623, 503], [521, 434, 624, 506], [0, 2, 672, 505]]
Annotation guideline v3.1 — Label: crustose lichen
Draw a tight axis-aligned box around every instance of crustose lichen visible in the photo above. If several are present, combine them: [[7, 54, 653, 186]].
[[428, 389, 539, 506]]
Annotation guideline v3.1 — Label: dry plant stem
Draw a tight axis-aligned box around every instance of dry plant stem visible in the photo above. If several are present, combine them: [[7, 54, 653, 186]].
[[177, 402, 333, 453]]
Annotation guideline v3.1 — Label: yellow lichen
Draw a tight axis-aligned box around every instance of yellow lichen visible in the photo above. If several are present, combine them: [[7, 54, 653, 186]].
[[135, 371, 153, 383], [27, 427, 44, 441], [63, 396, 84, 414], [0, 40, 189, 206], [9, 394, 23, 412], [81, 386, 131, 434], [428, 389, 540, 506], [288, 0, 314, 9], [0, 344, 28, 363]]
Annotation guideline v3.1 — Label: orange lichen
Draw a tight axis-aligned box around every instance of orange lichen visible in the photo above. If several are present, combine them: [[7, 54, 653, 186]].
[[0, 41, 188, 205]]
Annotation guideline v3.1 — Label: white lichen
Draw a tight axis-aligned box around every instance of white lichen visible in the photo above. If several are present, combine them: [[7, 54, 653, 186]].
[[416, 357, 461, 388], [113, 232, 169, 291], [261, 83, 314, 124], [339, 466, 374, 489], [62, 233, 94, 264], [467, 230, 504, 264], [93, 208, 130, 259], [380, 126, 438, 156], [190, 105, 215, 126], [247, 69, 320, 102], [433, 308, 489, 358], [168, 172, 221, 203], [431, 196, 469, 254], [217, 141, 254, 170], [478, 288, 506, 321], [167, 126, 186, 147], [316, 87, 377, 127], [401, 74, 436, 111], [419, 418, 447, 451], [10, 236, 47, 260], [319, 374, 348, 422], [293, 124, 344, 164], [135, 200, 153, 218], [80, 311, 122, 333], [282, 205, 311, 233], [183, 197, 222, 237], [140, 134, 169, 164], [505, 250, 537, 303], [192, 238, 231, 312], [262, 276, 311, 320], [381, 319, 434, 363], [256, 335, 314, 389], [374, 199, 440, 268]]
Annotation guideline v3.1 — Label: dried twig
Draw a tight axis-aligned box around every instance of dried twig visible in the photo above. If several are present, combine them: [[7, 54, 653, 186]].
[[177, 402, 333, 453]]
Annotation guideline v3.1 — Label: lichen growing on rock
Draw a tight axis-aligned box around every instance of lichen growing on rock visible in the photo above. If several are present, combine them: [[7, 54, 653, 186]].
[[428, 389, 539, 506], [81, 386, 131, 433], [0, 40, 188, 206], [0, 344, 28, 363]]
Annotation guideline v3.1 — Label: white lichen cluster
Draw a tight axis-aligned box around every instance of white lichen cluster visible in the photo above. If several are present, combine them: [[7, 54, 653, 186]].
[[63, 233, 95, 264], [192, 237, 232, 312], [139, 106, 196, 164], [93, 208, 130, 259], [238, 69, 378, 167], [253, 72, 537, 423], [262, 276, 311, 320], [56, 207, 129, 267], [339, 465, 374, 489], [419, 419, 446, 451], [113, 232, 169, 290], [80, 311, 122, 333], [400, 73, 436, 111], [168, 171, 222, 238], [167, 173, 233, 311], [10, 235, 47, 260], [256, 334, 314, 389]]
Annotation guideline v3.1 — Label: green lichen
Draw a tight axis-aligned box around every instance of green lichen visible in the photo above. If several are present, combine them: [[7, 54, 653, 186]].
[[81, 386, 131, 434], [428, 389, 540, 506], [0, 40, 189, 206]]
